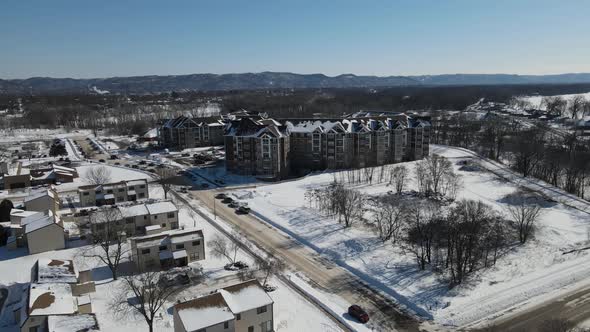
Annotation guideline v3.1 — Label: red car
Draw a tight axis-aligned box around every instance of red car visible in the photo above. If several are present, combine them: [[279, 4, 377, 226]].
[[348, 305, 369, 323]]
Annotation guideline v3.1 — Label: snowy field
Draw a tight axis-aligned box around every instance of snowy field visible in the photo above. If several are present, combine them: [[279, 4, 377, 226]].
[[0, 185, 343, 332], [518, 91, 590, 109], [0, 128, 91, 143], [229, 144, 590, 328]]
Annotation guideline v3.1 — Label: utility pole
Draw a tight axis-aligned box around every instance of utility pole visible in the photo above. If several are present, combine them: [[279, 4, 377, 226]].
[[213, 196, 217, 220]]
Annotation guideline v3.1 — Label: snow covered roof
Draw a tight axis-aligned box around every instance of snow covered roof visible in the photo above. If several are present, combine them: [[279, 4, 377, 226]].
[[145, 201, 177, 215], [35, 259, 78, 284], [28, 283, 76, 317], [219, 279, 273, 314], [126, 179, 147, 187], [11, 208, 43, 219], [25, 215, 61, 234], [174, 292, 234, 331], [24, 189, 55, 203], [143, 128, 158, 138], [47, 314, 99, 332], [131, 228, 203, 249], [118, 204, 149, 218]]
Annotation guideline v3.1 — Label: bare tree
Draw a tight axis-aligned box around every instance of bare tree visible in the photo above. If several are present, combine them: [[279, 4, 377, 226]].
[[569, 95, 586, 120], [336, 187, 364, 228], [256, 250, 286, 289], [208, 234, 240, 267], [83, 207, 128, 280], [390, 165, 408, 194], [84, 165, 112, 185], [112, 270, 178, 332], [505, 197, 543, 244], [371, 197, 404, 243], [543, 96, 567, 117], [155, 167, 175, 199]]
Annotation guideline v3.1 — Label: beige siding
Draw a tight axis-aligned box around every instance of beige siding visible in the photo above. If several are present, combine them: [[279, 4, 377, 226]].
[[26, 224, 65, 254], [235, 305, 273, 332]]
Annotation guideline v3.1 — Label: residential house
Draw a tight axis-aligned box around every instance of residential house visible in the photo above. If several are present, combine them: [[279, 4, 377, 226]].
[[5, 210, 66, 254], [129, 228, 205, 271], [23, 186, 60, 214], [173, 279, 274, 332], [14, 259, 96, 332], [3, 162, 31, 189], [90, 200, 179, 238], [78, 179, 149, 207]]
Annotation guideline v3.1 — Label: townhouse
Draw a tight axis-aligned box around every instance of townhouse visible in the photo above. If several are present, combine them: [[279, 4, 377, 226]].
[[129, 228, 205, 271], [159, 116, 225, 150], [23, 186, 60, 213], [5, 209, 65, 254], [15, 259, 97, 332], [90, 200, 179, 238], [173, 279, 274, 332], [225, 114, 431, 179], [78, 179, 149, 207]]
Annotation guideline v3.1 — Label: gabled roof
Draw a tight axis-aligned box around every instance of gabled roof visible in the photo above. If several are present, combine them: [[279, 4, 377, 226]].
[[28, 283, 76, 317], [25, 215, 62, 234], [175, 292, 234, 331], [219, 279, 273, 314]]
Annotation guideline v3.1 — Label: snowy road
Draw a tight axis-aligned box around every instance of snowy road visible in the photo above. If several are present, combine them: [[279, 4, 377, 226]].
[[190, 190, 421, 332]]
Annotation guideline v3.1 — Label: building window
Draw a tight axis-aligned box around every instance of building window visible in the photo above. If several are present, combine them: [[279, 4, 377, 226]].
[[167, 212, 175, 218], [126, 218, 134, 224], [171, 222, 178, 229], [192, 240, 200, 246], [159, 245, 167, 251], [161, 223, 167, 228], [140, 185, 146, 189], [141, 249, 150, 255], [176, 244, 184, 250], [154, 215, 158, 219], [190, 253, 200, 260], [29, 326, 39, 332], [248, 326, 254, 332], [107, 190, 113, 194], [257, 305, 267, 314], [224, 321, 229, 329], [118, 188, 125, 192], [236, 313, 241, 320], [262, 320, 272, 332], [261, 136, 271, 159], [139, 193, 145, 198], [82, 192, 89, 196]]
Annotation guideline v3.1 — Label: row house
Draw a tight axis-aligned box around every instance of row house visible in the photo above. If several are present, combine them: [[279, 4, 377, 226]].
[[129, 228, 205, 271], [159, 116, 225, 150], [78, 179, 149, 207], [225, 114, 431, 179], [89, 200, 179, 238], [5, 209, 66, 254], [14, 259, 97, 332], [173, 279, 273, 332]]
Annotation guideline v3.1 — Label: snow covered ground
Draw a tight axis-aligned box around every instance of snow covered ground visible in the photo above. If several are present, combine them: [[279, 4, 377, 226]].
[[228, 144, 590, 328], [518, 92, 590, 109]]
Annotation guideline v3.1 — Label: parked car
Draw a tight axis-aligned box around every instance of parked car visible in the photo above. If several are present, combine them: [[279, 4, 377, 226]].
[[132, 165, 139, 169], [236, 206, 251, 214], [215, 193, 227, 199], [139, 160, 147, 165], [348, 305, 369, 323], [228, 201, 240, 209], [98, 159, 105, 163], [114, 162, 120, 166], [110, 154, 118, 160], [222, 197, 233, 204]]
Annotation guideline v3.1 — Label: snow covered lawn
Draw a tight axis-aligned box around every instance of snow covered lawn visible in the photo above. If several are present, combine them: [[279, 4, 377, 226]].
[[229, 144, 590, 328], [55, 164, 154, 192]]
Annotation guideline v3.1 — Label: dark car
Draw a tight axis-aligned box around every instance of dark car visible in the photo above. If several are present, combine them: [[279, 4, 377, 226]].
[[222, 197, 233, 204], [215, 193, 227, 199], [236, 206, 251, 214], [348, 305, 369, 323], [110, 154, 118, 160], [114, 162, 121, 166], [139, 160, 147, 165], [98, 159, 105, 163]]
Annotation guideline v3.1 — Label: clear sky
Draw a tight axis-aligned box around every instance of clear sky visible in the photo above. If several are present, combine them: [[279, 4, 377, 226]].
[[1, 0, 589, 79]]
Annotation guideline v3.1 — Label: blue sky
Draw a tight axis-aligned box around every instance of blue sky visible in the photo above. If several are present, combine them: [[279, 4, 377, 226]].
[[1, 1, 589, 78]]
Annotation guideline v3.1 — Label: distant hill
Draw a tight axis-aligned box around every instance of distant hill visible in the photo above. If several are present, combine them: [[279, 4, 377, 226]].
[[2, 71, 590, 95]]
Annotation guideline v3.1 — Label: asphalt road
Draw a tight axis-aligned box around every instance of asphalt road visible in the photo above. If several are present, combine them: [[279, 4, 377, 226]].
[[190, 189, 421, 332]]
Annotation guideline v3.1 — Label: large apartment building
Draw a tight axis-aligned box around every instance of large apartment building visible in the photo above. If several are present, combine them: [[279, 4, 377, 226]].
[[225, 114, 430, 179], [159, 116, 225, 150]]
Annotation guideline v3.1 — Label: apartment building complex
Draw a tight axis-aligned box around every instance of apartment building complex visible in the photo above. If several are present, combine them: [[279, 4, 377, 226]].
[[129, 228, 205, 271], [159, 116, 225, 150], [225, 114, 431, 179], [78, 179, 149, 207], [89, 200, 179, 238], [173, 279, 273, 332]]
